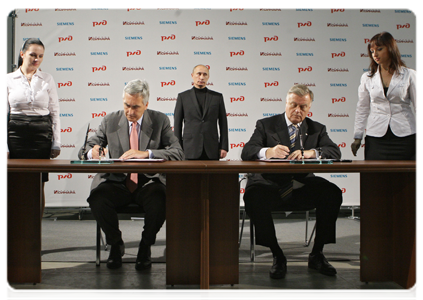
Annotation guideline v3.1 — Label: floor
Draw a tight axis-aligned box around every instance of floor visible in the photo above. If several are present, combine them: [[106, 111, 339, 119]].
[[7, 209, 415, 300]]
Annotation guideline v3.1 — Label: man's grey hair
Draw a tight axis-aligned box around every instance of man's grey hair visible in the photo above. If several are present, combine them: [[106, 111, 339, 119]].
[[286, 84, 314, 101], [192, 64, 210, 75], [123, 79, 150, 105]]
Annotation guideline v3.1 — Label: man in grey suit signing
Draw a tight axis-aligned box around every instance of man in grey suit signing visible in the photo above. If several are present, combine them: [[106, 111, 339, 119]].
[[78, 79, 184, 270], [174, 64, 229, 160]]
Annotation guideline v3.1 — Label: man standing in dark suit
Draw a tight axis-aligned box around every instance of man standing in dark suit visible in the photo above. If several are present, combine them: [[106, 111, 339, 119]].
[[78, 79, 184, 270], [241, 84, 343, 279], [174, 64, 229, 160]]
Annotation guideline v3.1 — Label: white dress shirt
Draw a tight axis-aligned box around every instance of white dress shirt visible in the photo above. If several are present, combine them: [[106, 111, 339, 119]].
[[7, 68, 61, 150], [354, 66, 416, 139]]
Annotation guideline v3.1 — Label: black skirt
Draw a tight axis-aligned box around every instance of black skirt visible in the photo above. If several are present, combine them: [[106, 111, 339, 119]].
[[365, 126, 416, 160], [8, 114, 53, 182]]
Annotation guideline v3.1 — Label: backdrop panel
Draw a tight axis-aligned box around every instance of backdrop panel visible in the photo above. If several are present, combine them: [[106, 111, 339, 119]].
[[12, 8, 416, 207]]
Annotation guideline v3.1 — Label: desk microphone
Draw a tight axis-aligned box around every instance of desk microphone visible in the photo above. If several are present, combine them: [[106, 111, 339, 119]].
[[80, 123, 90, 160], [298, 125, 304, 159]]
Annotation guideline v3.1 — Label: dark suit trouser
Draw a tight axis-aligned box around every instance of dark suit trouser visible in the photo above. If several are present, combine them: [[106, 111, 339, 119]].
[[244, 176, 342, 248], [87, 181, 166, 246]]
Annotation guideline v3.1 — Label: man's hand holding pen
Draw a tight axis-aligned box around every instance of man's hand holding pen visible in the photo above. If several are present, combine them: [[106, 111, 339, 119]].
[[266, 144, 315, 160], [92, 145, 108, 159]]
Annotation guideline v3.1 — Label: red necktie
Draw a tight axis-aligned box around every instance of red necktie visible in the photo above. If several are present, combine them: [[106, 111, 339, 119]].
[[127, 122, 138, 192]]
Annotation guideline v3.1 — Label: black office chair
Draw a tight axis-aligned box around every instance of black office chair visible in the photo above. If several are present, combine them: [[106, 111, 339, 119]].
[[95, 204, 145, 266], [238, 175, 316, 262]]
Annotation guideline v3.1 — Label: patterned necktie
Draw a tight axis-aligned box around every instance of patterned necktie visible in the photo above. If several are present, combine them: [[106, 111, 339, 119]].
[[127, 122, 138, 192], [289, 124, 298, 149]]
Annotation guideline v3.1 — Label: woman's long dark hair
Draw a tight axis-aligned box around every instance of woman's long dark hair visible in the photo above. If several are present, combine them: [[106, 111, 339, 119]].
[[367, 32, 406, 78], [18, 38, 44, 67]]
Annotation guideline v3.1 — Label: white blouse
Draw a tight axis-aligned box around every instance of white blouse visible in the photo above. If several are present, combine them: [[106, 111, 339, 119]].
[[354, 67, 416, 139], [7, 69, 61, 150]]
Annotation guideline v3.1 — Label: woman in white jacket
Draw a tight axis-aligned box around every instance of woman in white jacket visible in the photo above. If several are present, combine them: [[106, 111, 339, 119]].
[[351, 32, 416, 160]]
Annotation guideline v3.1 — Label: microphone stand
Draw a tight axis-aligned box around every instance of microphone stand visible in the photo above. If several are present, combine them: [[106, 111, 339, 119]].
[[79, 123, 90, 160]]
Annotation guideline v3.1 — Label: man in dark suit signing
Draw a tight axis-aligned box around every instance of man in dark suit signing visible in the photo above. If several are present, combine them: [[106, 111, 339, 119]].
[[241, 84, 343, 279], [78, 79, 184, 270], [174, 64, 229, 160]]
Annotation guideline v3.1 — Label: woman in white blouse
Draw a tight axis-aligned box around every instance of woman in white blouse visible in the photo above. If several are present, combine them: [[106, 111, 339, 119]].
[[7, 38, 61, 212], [351, 32, 416, 160]]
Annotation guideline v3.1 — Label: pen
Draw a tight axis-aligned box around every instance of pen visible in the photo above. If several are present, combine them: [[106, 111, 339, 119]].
[[99, 146, 104, 161]]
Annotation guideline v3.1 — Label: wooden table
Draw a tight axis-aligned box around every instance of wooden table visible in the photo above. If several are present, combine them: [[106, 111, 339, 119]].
[[7, 160, 416, 288]]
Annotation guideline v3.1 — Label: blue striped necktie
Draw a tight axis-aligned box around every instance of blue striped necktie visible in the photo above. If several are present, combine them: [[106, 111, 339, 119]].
[[289, 124, 298, 149]]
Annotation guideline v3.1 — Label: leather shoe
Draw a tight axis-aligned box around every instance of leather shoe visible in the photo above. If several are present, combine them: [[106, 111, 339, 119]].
[[106, 242, 125, 269], [135, 243, 152, 271], [308, 252, 337, 276], [269, 255, 287, 279]]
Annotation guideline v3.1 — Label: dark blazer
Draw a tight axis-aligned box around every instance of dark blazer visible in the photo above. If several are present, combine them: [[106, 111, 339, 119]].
[[78, 109, 184, 189], [174, 87, 228, 159], [241, 113, 341, 188]]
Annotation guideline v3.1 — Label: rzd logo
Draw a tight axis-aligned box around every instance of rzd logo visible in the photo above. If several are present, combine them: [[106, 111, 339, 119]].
[[58, 81, 72, 88], [337, 142, 346, 148], [161, 34, 176, 41], [92, 111, 107, 118], [195, 20, 210, 26], [332, 97, 346, 103], [264, 81, 279, 88], [264, 36, 278, 42], [92, 66, 107, 72], [230, 50, 244, 57], [298, 21, 312, 28], [298, 66, 312, 73], [161, 80, 176, 87], [61, 127, 72, 133], [93, 20, 107, 27], [230, 142, 245, 149], [331, 52, 345, 58], [397, 23, 410, 29], [58, 36, 73, 43], [230, 96, 245, 103], [127, 50, 141, 57], [57, 173, 72, 180]]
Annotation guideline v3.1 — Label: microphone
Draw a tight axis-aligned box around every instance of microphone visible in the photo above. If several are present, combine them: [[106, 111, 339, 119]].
[[298, 125, 304, 159], [80, 123, 90, 160]]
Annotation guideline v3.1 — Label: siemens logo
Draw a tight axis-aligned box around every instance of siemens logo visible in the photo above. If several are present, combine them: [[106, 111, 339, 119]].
[[401, 54, 412, 58], [330, 83, 347, 87], [262, 67, 280, 71], [56, 68, 74, 71], [228, 82, 246, 86], [159, 67, 177, 70], [330, 175, 348, 178], [91, 52, 108, 55], [330, 38, 347, 42], [90, 98, 108, 101], [60, 113, 73, 117], [263, 113, 280, 117], [159, 21, 177, 24], [262, 22, 280, 25], [362, 24, 379, 27], [165, 113, 174, 117], [296, 53, 314, 56], [228, 37, 246, 40], [229, 128, 247, 132], [57, 22, 74, 26], [330, 129, 348, 132], [125, 36, 143, 40], [194, 51, 211, 55]]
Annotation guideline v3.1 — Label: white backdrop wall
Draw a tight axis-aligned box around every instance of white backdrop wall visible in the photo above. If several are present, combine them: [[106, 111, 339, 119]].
[[12, 8, 416, 207]]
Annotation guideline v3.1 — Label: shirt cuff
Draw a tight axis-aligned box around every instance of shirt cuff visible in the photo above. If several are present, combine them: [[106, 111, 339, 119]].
[[258, 148, 269, 159]]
